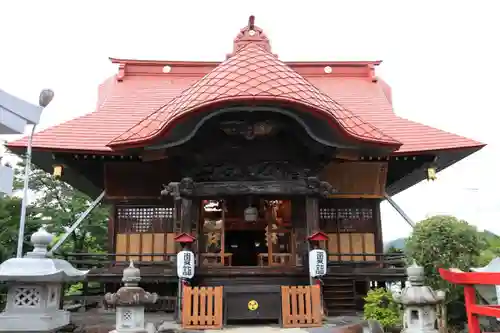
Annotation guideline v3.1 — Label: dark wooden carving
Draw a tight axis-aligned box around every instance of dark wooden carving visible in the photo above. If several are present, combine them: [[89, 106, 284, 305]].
[[161, 177, 336, 198], [161, 183, 181, 200], [185, 161, 315, 182]]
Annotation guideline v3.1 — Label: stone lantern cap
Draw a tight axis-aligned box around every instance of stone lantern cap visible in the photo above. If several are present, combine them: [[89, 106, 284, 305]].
[[394, 261, 446, 305], [0, 227, 88, 282], [104, 261, 158, 306]]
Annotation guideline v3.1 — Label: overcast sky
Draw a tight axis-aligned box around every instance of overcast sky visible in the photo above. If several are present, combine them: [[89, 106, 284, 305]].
[[1, 0, 498, 241]]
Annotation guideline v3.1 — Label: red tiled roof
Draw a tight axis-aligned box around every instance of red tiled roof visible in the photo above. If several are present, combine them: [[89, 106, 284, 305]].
[[108, 44, 400, 148], [7, 19, 484, 155], [6, 74, 484, 154]]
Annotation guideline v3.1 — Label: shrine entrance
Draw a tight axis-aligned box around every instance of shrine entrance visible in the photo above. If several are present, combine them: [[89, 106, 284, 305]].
[[199, 197, 295, 267], [225, 230, 265, 266]]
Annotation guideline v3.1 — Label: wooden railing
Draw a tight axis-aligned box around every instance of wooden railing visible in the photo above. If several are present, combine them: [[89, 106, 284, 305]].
[[60, 252, 405, 270], [327, 252, 405, 266], [60, 252, 177, 269], [258, 253, 293, 266], [199, 253, 233, 266]]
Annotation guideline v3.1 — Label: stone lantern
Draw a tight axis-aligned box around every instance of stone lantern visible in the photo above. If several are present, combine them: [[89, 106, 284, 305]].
[[105, 261, 158, 333], [0, 227, 88, 332], [393, 261, 446, 333]]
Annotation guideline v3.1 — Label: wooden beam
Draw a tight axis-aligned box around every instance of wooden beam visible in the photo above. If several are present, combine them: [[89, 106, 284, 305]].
[[327, 194, 383, 199], [162, 178, 337, 198]]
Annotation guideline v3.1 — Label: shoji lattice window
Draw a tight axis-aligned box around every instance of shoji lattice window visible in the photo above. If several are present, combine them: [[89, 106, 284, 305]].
[[337, 208, 373, 221], [319, 201, 375, 233], [319, 208, 336, 232], [116, 206, 175, 233]]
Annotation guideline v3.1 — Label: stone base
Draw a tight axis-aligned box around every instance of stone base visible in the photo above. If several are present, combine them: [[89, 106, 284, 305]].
[[0, 309, 70, 332]]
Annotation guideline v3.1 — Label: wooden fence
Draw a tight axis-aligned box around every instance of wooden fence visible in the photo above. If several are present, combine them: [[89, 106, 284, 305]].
[[281, 285, 322, 328], [182, 286, 223, 329]]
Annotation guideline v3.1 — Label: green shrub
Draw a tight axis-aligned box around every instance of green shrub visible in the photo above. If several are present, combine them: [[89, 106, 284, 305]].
[[65, 282, 83, 296], [364, 288, 401, 329], [405, 215, 485, 329]]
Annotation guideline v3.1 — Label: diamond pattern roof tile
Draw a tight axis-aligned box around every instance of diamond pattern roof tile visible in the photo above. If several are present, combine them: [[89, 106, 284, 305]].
[[108, 45, 401, 148]]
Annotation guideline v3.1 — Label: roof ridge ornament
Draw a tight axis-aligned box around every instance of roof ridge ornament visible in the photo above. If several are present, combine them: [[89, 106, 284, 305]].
[[228, 15, 275, 58]]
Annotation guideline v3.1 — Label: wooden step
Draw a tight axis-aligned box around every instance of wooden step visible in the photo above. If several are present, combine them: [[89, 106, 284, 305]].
[[327, 308, 360, 316], [323, 288, 354, 293], [325, 302, 356, 308], [322, 276, 358, 315], [324, 296, 355, 300]]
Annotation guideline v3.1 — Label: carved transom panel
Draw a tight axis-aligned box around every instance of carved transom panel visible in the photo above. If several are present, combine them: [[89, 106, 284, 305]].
[[14, 287, 41, 307], [186, 161, 312, 182]]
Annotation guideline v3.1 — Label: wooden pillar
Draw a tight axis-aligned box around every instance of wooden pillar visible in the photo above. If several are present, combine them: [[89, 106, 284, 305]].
[[305, 196, 320, 234], [292, 198, 306, 267], [174, 198, 182, 234], [181, 198, 193, 233], [221, 200, 226, 266], [191, 199, 201, 260], [373, 200, 383, 261], [267, 209, 273, 266], [305, 196, 319, 284], [108, 204, 116, 254]]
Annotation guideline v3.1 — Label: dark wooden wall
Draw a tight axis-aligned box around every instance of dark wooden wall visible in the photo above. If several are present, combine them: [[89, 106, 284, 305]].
[[104, 160, 178, 199]]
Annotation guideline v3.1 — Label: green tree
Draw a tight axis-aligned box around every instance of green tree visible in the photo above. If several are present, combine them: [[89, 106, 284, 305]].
[[0, 195, 42, 262], [11, 160, 109, 255], [405, 215, 486, 328], [405, 215, 485, 290], [478, 230, 500, 266], [386, 246, 404, 254]]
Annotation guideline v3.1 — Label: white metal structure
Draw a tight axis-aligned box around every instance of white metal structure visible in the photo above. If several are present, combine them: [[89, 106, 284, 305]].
[[0, 89, 43, 196]]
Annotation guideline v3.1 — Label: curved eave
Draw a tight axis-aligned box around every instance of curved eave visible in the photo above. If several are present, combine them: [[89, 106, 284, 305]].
[[386, 144, 485, 196], [107, 96, 402, 151]]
